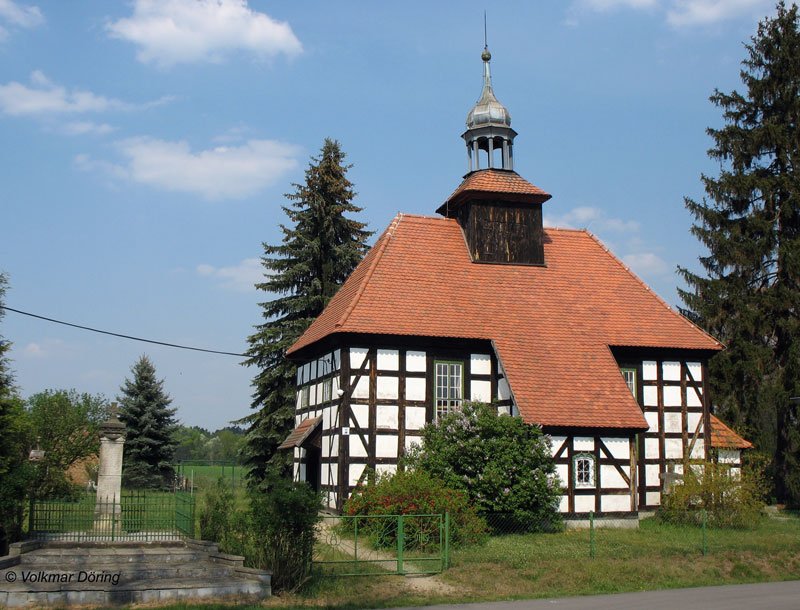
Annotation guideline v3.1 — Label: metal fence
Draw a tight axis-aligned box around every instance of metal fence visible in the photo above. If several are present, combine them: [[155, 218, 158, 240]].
[[28, 491, 196, 542], [174, 460, 246, 491], [313, 513, 450, 576]]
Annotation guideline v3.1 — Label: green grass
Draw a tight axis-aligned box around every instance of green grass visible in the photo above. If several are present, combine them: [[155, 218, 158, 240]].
[[177, 463, 249, 491], [89, 513, 800, 610]]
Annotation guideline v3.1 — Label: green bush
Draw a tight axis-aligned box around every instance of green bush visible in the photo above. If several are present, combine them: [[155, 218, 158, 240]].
[[658, 461, 766, 528], [407, 402, 562, 532], [197, 477, 321, 592], [343, 469, 486, 547]]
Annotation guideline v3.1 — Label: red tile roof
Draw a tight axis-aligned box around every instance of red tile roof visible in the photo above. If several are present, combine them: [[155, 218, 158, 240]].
[[709, 415, 753, 450], [288, 214, 722, 430], [437, 169, 551, 215], [278, 416, 322, 450]]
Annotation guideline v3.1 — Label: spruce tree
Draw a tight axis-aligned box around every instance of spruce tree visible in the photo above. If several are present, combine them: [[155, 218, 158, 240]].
[[117, 355, 178, 489], [679, 2, 800, 504], [243, 139, 371, 486]]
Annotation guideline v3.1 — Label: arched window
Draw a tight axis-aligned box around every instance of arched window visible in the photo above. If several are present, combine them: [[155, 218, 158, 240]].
[[574, 453, 596, 488]]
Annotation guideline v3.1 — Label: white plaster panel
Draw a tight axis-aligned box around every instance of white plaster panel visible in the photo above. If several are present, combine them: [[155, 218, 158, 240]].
[[646, 491, 661, 506], [688, 388, 703, 408], [350, 404, 369, 428], [309, 383, 319, 406], [673, 463, 684, 475], [687, 412, 703, 433], [323, 406, 334, 430], [574, 495, 595, 513], [406, 351, 426, 372], [376, 464, 397, 478], [602, 495, 631, 513], [350, 348, 369, 370], [405, 436, 422, 453], [555, 464, 568, 487], [376, 405, 398, 429], [498, 405, 511, 415], [687, 362, 703, 382], [691, 439, 705, 459], [601, 437, 630, 460], [497, 377, 511, 401], [348, 464, 366, 486], [376, 435, 399, 459], [645, 464, 660, 486], [328, 464, 338, 486], [470, 380, 492, 403], [664, 412, 683, 434], [329, 435, 338, 457], [470, 353, 492, 375], [377, 376, 398, 400], [405, 406, 427, 430], [549, 436, 567, 457], [558, 495, 569, 513], [327, 492, 337, 510], [643, 386, 658, 407], [349, 435, 368, 458], [573, 437, 594, 452], [643, 361, 658, 381], [377, 349, 399, 371], [665, 438, 683, 460], [645, 411, 659, 432], [332, 376, 340, 399], [663, 386, 682, 407], [645, 438, 660, 459], [600, 465, 628, 489], [662, 361, 681, 381], [718, 449, 740, 465], [351, 375, 369, 399], [406, 377, 426, 401]]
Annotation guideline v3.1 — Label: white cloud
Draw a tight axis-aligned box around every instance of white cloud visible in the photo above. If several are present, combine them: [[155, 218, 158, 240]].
[[0, 0, 43, 29], [622, 251, 670, 276], [107, 0, 302, 67], [569, 0, 773, 26], [0, 71, 128, 116], [59, 121, 115, 136], [666, 0, 773, 27], [78, 136, 301, 200], [21, 339, 68, 359], [197, 258, 262, 292], [544, 206, 639, 233]]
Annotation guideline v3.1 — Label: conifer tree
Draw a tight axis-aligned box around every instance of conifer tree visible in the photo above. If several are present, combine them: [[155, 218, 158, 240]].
[[117, 355, 178, 489], [679, 2, 800, 504], [243, 139, 371, 486]]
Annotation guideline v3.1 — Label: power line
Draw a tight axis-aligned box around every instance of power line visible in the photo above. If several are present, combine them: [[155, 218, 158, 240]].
[[0, 305, 248, 358]]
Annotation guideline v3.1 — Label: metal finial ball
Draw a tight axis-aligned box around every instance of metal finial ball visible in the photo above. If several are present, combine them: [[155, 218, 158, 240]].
[[481, 48, 491, 62]]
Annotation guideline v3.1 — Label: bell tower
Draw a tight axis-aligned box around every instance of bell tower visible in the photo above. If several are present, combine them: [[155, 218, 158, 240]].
[[463, 46, 517, 172]]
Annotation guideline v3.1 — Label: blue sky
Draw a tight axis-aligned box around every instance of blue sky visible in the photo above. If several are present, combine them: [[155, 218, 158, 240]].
[[0, 0, 780, 430]]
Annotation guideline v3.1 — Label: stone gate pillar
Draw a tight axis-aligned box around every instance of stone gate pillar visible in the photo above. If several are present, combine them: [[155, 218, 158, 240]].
[[94, 403, 126, 533]]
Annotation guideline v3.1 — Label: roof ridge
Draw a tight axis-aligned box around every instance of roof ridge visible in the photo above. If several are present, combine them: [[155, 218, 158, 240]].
[[543, 226, 588, 234], [334, 213, 404, 330], [585, 231, 723, 350]]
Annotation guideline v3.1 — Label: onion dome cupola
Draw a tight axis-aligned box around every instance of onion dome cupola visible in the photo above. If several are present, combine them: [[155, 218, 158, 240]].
[[463, 46, 517, 172]]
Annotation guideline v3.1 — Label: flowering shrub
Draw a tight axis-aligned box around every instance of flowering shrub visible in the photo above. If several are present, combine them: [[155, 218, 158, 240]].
[[407, 402, 562, 532], [343, 469, 486, 547]]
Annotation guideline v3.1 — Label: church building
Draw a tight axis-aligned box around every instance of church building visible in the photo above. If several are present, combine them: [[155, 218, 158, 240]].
[[279, 47, 750, 520]]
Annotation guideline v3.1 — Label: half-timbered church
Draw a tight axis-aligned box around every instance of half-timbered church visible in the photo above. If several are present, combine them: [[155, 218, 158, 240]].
[[280, 47, 751, 521]]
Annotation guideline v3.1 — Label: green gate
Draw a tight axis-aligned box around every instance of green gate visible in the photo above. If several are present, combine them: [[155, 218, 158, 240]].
[[313, 513, 450, 576]]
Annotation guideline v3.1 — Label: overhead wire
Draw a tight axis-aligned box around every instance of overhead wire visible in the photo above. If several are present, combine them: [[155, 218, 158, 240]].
[[0, 305, 248, 357]]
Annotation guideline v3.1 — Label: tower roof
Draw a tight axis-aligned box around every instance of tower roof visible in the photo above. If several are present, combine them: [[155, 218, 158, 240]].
[[465, 47, 512, 129]]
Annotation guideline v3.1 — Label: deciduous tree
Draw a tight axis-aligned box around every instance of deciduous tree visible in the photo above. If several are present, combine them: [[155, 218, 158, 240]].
[[242, 139, 371, 486], [679, 2, 800, 503]]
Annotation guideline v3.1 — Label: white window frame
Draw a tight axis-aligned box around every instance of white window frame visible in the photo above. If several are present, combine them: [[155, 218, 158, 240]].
[[621, 367, 637, 399], [574, 453, 596, 488], [435, 360, 463, 420]]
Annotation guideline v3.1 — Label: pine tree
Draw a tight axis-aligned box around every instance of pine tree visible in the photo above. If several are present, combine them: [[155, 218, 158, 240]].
[[117, 355, 178, 489], [243, 139, 371, 486], [679, 2, 800, 504]]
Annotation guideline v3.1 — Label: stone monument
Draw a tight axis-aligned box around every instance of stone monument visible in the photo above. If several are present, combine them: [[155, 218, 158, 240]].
[[94, 402, 126, 533]]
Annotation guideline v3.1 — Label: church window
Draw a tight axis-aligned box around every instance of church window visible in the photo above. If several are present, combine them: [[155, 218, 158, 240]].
[[435, 361, 463, 420]]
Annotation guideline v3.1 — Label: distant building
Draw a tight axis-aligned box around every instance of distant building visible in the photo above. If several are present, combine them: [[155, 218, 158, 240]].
[[280, 47, 750, 520]]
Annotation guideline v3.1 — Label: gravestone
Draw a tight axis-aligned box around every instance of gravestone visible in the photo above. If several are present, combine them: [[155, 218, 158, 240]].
[[94, 403, 126, 533]]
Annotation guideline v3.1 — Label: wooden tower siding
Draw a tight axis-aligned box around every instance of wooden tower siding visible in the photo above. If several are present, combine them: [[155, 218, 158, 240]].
[[456, 199, 545, 265]]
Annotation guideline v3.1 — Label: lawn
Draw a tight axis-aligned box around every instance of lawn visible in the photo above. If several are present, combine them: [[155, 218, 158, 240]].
[[146, 512, 800, 610]]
